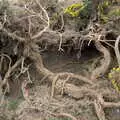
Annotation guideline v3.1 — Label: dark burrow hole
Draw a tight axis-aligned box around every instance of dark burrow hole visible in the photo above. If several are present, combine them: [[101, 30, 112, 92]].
[[105, 32, 117, 40], [41, 40, 101, 73], [42, 40, 101, 61], [78, 41, 101, 60], [62, 40, 101, 61]]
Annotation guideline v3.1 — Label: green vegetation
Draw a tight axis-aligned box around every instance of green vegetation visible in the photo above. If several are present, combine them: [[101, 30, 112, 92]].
[[98, 0, 120, 23], [108, 67, 120, 92], [63, 0, 93, 30], [98, 0, 111, 23], [64, 0, 92, 18], [98, 0, 110, 14], [64, 3, 85, 17]]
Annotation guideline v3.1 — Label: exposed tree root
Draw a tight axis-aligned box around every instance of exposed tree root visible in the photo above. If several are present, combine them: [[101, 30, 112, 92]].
[[0, 57, 23, 94], [49, 112, 77, 120], [115, 35, 120, 67], [94, 100, 106, 120], [91, 41, 111, 80], [27, 48, 120, 120], [28, 50, 94, 99]]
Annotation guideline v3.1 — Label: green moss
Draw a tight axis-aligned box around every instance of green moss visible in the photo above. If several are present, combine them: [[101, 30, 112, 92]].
[[64, 3, 85, 17]]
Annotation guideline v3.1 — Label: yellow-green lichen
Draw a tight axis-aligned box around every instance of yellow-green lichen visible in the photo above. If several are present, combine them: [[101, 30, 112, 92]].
[[111, 79, 119, 92], [64, 3, 85, 17], [108, 67, 120, 91]]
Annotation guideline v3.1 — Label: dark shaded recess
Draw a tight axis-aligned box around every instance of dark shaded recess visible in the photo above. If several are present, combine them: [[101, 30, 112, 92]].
[[105, 32, 117, 40], [58, 40, 101, 60], [0, 39, 2, 50], [105, 31, 119, 55], [79, 41, 100, 60], [10, 55, 18, 65], [53, 19, 63, 31]]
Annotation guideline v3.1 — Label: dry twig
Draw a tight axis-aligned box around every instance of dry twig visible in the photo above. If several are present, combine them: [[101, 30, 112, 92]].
[[1, 57, 23, 93], [31, 0, 50, 40]]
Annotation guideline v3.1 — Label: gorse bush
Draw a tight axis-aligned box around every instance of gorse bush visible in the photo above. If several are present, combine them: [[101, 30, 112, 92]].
[[64, 0, 93, 18], [64, 3, 85, 17], [108, 67, 120, 92]]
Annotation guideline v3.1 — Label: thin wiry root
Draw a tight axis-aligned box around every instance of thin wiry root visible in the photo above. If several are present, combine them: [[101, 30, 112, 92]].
[[94, 100, 106, 120], [1, 57, 23, 93], [61, 75, 70, 95], [58, 33, 64, 52], [51, 75, 59, 98], [57, 72, 94, 85], [31, 0, 50, 40], [0, 54, 12, 70], [51, 72, 94, 98], [115, 35, 120, 67]]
